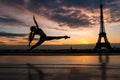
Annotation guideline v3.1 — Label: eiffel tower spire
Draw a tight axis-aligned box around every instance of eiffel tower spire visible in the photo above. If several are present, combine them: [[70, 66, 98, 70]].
[[100, 0, 105, 33], [94, 0, 112, 51]]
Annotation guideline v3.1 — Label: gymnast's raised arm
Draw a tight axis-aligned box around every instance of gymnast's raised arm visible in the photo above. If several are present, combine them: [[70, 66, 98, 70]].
[[33, 15, 39, 30]]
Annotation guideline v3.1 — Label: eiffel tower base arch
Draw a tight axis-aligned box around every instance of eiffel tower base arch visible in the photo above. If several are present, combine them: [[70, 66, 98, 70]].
[[94, 42, 112, 51]]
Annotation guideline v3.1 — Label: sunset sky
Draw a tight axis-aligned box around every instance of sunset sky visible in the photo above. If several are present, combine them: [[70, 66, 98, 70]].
[[0, 0, 120, 46]]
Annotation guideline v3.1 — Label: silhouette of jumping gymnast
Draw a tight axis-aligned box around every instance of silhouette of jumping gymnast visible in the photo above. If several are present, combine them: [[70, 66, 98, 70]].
[[28, 16, 70, 51]]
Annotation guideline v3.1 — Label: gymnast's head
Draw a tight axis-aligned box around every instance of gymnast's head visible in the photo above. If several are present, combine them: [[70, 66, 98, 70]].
[[30, 26, 36, 32]]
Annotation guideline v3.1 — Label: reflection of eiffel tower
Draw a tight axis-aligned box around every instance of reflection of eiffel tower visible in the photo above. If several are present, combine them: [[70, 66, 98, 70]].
[[94, 0, 112, 51]]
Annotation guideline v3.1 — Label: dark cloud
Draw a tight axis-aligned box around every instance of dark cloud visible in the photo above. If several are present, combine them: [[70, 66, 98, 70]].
[[0, 0, 119, 28], [17, 41, 27, 44], [47, 27, 67, 31], [27, 0, 119, 28], [28, 0, 100, 10], [0, 42, 4, 43], [50, 13, 91, 28], [0, 32, 27, 37], [26, 0, 98, 28], [0, 42, 5, 45], [0, 15, 26, 26], [0, 0, 24, 6], [107, 1, 120, 23], [24, 37, 38, 41]]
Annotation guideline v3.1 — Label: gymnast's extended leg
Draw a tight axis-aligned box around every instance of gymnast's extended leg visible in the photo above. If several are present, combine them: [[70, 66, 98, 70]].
[[45, 36, 70, 40]]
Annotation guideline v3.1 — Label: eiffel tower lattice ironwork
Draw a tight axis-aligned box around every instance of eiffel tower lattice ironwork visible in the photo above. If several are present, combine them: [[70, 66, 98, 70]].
[[94, 0, 112, 51]]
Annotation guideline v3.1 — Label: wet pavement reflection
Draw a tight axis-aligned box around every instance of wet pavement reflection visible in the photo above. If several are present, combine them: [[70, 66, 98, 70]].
[[0, 54, 120, 80]]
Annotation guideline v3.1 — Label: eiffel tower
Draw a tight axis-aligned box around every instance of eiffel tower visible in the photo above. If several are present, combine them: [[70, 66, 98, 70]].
[[94, 0, 112, 51]]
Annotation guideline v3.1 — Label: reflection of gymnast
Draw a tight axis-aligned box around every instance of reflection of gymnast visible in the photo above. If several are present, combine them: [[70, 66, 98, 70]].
[[28, 16, 70, 51]]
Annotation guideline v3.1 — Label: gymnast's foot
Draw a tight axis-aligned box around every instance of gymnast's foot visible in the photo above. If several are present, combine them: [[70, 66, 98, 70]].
[[64, 36, 70, 39]]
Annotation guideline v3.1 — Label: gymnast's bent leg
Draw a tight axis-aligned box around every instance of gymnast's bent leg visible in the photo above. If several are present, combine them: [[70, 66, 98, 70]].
[[28, 40, 44, 51]]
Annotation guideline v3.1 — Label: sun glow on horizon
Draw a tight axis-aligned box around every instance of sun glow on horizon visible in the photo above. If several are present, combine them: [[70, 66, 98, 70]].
[[79, 40, 92, 44]]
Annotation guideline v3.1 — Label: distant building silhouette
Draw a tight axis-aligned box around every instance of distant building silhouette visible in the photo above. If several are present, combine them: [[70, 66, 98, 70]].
[[94, 0, 112, 51]]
